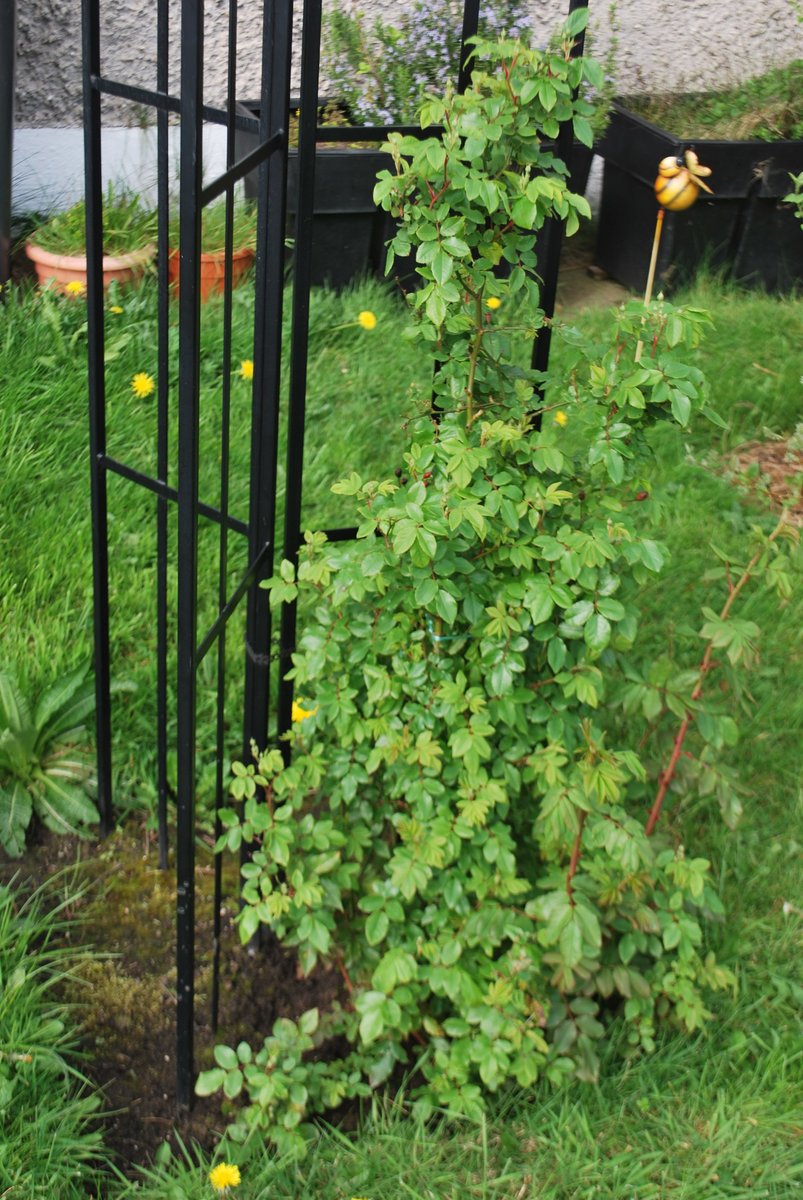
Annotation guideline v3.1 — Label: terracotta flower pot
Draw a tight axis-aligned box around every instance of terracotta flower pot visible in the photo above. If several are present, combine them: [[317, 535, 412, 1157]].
[[167, 246, 255, 302], [25, 242, 156, 293]]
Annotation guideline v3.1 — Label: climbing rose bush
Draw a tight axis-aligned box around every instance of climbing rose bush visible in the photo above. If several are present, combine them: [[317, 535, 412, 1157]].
[[199, 18, 745, 1154]]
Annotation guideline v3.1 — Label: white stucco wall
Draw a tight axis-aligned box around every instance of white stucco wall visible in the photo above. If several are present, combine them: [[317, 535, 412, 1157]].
[[12, 125, 232, 213], [12, 0, 803, 212]]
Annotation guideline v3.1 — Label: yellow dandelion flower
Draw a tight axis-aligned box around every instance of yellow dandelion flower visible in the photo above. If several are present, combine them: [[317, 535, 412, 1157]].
[[131, 372, 156, 399], [292, 699, 318, 723], [358, 310, 377, 330], [485, 295, 502, 310], [109, 305, 124, 314], [239, 359, 254, 381], [209, 1162, 241, 1192], [554, 410, 568, 427], [64, 280, 86, 296]]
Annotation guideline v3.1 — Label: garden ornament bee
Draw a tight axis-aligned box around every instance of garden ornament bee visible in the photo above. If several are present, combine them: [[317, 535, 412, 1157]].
[[654, 149, 714, 211]]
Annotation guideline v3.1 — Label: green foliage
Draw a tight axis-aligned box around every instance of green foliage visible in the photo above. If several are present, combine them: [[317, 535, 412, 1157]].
[[0, 882, 107, 1196], [196, 1008, 372, 1156], [783, 170, 803, 225], [626, 58, 803, 141], [322, 0, 526, 126], [191, 27, 791, 1154], [168, 199, 258, 255], [323, 0, 612, 133], [0, 664, 99, 856], [30, 182, 157, 257]]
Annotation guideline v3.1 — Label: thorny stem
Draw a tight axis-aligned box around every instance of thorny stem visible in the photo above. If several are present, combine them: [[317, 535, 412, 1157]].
[[465, 293, 485, 425], [645, 514, 788, 837], [566, 810, 587, 905], [332, 947, 355, 997]]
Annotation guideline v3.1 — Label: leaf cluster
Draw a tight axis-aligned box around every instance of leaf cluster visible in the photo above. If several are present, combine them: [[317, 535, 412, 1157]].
[[168, 199, 258, 255], [30, 183, 156, 257], [0, 665, 99, 856], [322, 0, 533, 127]]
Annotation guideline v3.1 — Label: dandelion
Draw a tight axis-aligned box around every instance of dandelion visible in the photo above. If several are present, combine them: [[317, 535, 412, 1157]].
[[64, 280, 86, 297], [485, 296, 502, 310], [209, 1162, 241, 1192], [358, 310, 377, 330], [239, 359, 254, 381], [554, 410, 568, 427], [109, 305, 124, 315], [131, 372, 156, 399], [292, 699, 318, 723]]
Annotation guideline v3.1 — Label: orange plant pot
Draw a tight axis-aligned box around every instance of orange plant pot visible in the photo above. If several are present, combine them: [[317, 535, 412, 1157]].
[[25, 242, 155, 293], [167, 246, 255, 301]]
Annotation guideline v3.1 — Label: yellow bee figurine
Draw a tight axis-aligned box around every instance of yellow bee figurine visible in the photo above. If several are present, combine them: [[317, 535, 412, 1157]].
[[654, 150, 714, 211]]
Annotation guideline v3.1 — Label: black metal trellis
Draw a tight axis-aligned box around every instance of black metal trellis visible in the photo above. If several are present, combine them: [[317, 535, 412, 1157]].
[[81, 0, 587, 1110]]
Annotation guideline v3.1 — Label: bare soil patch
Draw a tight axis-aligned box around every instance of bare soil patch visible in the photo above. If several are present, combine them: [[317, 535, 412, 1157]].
[[729, 439, 803, 524], [0, 824, 342, 1174]]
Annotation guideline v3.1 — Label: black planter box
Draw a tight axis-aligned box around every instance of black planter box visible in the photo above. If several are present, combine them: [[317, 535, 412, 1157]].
[[594, 102, 803, 294], [236, 100, 412, 290], [236, 99, 594, 291]]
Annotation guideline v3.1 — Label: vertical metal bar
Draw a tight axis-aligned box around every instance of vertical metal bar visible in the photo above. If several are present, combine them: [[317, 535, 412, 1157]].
[[155, 0, 170, 871], [456, 0, 480, 93], [82, 0, 113, 834], [175, 0, 204, 1112], [241, 0, 292, 756], [276, 0, 321, 738], [531, 0, 589, 412], [211, 0, 240, 1035], [426, 0, 481, 418], [0, 0, 15, 289]]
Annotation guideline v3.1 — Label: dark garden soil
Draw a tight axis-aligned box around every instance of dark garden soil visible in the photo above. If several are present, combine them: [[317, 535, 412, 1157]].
[[0, 824, 343, 1174], [729, 439, 803, 524]]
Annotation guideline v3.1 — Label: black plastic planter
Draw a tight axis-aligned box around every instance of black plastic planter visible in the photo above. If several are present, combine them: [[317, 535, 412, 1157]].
[[236, 100, 410, 290], [594, 103, 803, 294], [236, 99, 594, 291]]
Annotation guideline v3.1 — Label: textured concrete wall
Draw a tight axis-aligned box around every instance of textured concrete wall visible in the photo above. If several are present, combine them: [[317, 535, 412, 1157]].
[[15, 0, 803, 128]]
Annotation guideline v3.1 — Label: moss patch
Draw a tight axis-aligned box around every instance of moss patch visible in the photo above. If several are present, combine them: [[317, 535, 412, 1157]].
[[1, 823, 341, 1173]]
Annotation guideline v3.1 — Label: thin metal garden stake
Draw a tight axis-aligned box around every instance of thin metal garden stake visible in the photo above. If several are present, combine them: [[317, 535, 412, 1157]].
[[456, 0, 481, 93], [211, 0, 241, 1035], [277, 0, 324, 740], [175, 0, 205, 1112], [81, 0, 113, 835], [242, 0, 293, 760], [155, 0, 170, 872]]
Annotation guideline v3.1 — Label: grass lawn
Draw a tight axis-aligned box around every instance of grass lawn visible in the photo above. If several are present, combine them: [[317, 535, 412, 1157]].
[[0, 881, 109, 1197], [1, 268, 801, 1197], [0, 276, 428, 816]]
